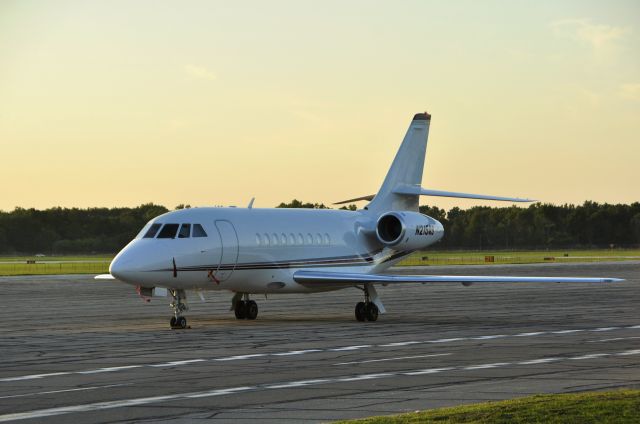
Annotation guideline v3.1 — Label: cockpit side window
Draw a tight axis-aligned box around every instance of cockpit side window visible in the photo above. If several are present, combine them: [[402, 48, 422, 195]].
[[143, 223, 162, 238], [178, 224, 191, 238], [192, 224, 207, 237], [157, 224, 180, 239]]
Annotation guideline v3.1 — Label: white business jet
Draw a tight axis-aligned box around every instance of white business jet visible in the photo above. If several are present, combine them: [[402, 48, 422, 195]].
[[98, 112, 622, 328]]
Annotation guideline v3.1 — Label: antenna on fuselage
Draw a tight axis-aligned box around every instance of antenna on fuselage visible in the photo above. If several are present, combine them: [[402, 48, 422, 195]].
[[247, 197, 255, 209]]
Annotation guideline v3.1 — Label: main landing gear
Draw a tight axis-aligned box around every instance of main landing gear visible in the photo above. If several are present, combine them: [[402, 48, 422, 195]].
[[231, 293, 258, 320], [169, 289, 188, 329], [355, 283, 382, 322]]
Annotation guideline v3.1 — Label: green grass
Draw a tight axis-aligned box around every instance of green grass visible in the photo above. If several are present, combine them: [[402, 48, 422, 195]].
[[0, 255, 112, 276], [334, 389, 640, 424], [398, 249, 640, 266]]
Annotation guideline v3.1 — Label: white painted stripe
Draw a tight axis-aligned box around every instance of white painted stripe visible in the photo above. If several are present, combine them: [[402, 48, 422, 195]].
[[265, 379, 330, 389], [78, 365, 143, 374], [464, 362, 511, 370], [404, 367, 455, 376], [515, 332, 545, 337], [552, 329, 585, 334], [0, 384, 129, 400], [627, 325, 640, 329], [472, 335, 507, 340], [214, 354, 268, 361], [333, 353, 451, 366], [329, 345, 372, 351], [273, 349, 323, 356], [337, 373, 394, 382], [0, 372, 70, 382], [186, 386, 254, 399], [591, 327, 620, 332], [2, 348, 639, 422], [379, 341, 421, 347], [150, 359, 206, 367], [615, 349, 640, 356], [427, 337, 465, 343], [517, 358, 561, 365], [569, 353, 610, 360]]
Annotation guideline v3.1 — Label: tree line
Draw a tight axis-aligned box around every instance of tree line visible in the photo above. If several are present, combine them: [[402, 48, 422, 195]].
[[0, 201, 637, 254]]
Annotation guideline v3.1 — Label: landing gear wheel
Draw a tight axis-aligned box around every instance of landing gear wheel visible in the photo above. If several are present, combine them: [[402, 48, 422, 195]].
[[246, 300, 258, 320], [176, 316, 187, 329], [365, 303, 379, 322], [169, 316, 187, 329], [355, 302, 366, 322], [234, 300, 247, 319]]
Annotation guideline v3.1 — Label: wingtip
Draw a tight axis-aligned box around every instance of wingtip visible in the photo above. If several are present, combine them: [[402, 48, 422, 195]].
[[412, 112, 431, 121]]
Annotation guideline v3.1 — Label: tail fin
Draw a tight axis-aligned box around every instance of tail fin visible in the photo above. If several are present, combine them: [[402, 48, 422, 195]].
[[367, 112, 431, 212]]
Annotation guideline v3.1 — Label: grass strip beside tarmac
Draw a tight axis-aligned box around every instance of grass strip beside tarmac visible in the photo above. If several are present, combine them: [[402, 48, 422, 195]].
[[334, 389, 640, 424], [399, 249, 640, 266]]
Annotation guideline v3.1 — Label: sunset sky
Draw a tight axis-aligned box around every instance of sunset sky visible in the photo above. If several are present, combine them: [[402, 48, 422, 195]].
[[1, 1, 638, 211]]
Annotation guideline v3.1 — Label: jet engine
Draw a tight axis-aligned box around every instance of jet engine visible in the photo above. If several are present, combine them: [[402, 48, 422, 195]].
[[375, 211, 443, 250]]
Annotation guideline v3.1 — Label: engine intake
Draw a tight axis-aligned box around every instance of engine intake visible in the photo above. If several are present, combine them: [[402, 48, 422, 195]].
[[375, 211, 443, 250], [376, 213, 405, 245]]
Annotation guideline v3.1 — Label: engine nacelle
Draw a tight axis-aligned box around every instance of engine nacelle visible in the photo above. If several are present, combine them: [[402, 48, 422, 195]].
[[375, 211, 443, 250]]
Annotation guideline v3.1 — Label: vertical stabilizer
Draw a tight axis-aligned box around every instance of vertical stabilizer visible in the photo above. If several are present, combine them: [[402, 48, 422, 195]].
[[368, 112, 431, 212]]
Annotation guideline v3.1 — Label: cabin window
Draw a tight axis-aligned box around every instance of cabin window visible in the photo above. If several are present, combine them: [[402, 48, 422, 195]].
[[316, 233, 323, 245], [272, 233, 278, 245], [289, 233, 296, 245], [298, 233, 304, 245], [307, 233, 313, 244], [157, 224, 179, 239], [263, 233, 270, 246], [143, 223, 162, 238], [178, 224, 191, 238], [324, 233, 330, 245], [256, 233, 261, 245], [281, 233, 287, 245], [192, 224, 208, 237]]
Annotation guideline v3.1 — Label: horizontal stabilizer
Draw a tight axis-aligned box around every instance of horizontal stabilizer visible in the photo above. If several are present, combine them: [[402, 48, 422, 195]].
[[294, 270, 623, 287], [334, 195, 375, 205], [393, 185, 534, 202], [95, 274, 116, 280], [334, 187, 534, 205]]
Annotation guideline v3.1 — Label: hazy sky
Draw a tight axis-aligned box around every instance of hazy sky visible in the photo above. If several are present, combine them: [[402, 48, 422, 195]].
[[1, 0, 638, 211]]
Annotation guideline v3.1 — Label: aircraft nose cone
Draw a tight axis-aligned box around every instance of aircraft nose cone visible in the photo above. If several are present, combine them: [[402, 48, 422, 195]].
[[109, 254, 133, 282]]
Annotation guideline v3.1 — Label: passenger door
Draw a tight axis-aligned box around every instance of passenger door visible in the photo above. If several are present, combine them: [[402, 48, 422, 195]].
[[214, 220, 239, 282]]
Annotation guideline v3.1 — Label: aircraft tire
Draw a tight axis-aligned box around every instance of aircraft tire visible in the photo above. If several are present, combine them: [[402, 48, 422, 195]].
[[355, 302, 366, 322], [234, 300, 247, 319], [176, 316, 187, 329], [365, 303, 379, 322], [170, 316, 177, 328], [246, 300, 258, 320]]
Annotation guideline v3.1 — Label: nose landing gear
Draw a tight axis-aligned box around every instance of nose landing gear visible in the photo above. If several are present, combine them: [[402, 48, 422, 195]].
[[169, 289, 189, 329]]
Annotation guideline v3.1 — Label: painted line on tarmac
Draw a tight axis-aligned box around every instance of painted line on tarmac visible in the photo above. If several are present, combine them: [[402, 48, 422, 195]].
[[333, 353, 451, 366], [1, 348, 638, 422], [2, 323, 638, 383], [0, 383, 129, 400]]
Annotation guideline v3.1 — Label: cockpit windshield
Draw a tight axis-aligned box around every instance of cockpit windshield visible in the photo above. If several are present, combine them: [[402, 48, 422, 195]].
[[157, 223, 180, 239], [142, 223, 208, 239]]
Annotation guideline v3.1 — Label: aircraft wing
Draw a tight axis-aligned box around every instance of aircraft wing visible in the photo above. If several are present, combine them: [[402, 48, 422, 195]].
[[293, 270, 623, 287]]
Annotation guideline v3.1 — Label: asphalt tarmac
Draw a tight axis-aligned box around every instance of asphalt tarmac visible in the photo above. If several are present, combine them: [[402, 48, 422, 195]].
[[0, 262, 638, 423]]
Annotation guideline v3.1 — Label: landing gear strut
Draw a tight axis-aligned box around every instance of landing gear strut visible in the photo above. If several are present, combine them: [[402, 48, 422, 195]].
[[232, 293, 258, 320], [355, 284, 381, 322], [169, 289, 188, 329]]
